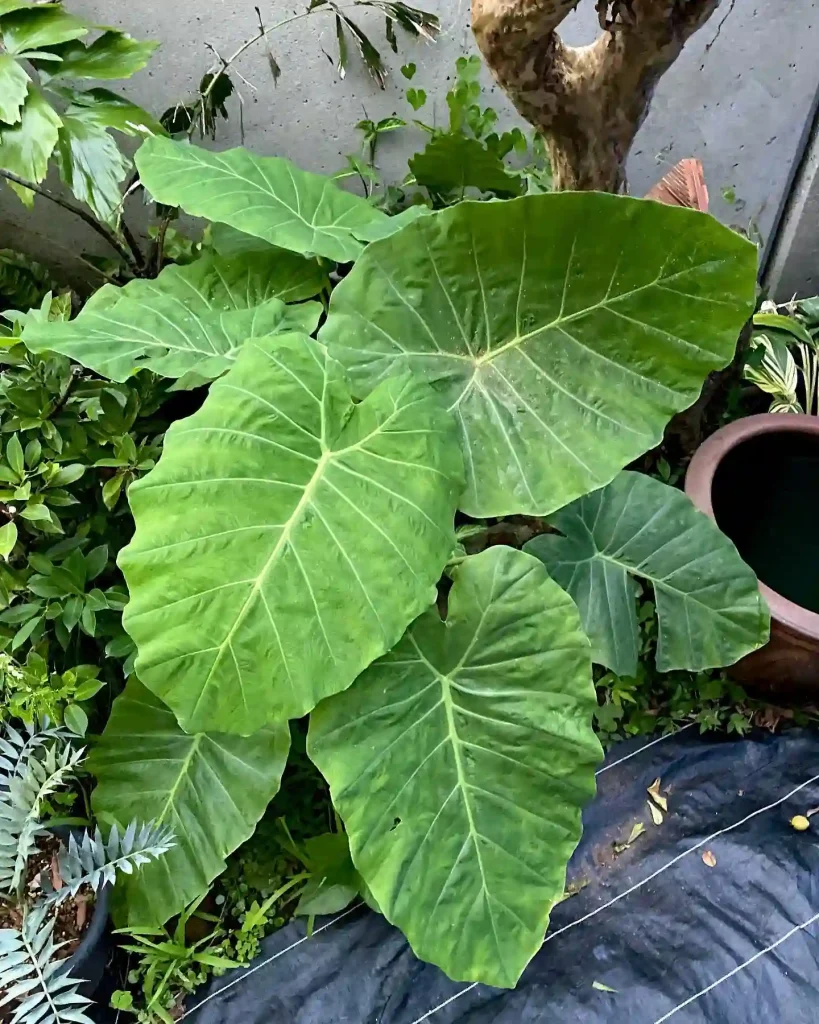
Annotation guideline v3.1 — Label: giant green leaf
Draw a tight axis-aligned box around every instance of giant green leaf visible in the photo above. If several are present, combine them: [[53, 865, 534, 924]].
[[524, 471, 770, 676], [0, 54, 29, 124], [135, 136, 388, 263], [89, 679, 290, 927], [207, 224, 329, 297], [321, 193, 757, 518], [120, 332, 464, 736], [0, 87, 61, 205], [22, 252, 321, 381], [309, 546, 602, 988]]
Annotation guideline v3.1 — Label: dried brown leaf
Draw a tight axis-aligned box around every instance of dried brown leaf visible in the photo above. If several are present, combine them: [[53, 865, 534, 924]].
[[702, 849, 717, 868], [648, 801, 664, 826], [647, 777, 668, 813]]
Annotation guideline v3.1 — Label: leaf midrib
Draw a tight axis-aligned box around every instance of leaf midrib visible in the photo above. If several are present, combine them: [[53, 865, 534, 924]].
[[361, 257, 725, 372], [156, 732, 203, 826]]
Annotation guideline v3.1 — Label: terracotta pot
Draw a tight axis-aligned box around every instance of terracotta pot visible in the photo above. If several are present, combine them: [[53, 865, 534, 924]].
[[685, 414, 819, 695]]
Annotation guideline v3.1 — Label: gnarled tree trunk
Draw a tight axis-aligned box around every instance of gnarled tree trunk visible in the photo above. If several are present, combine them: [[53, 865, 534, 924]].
[[472, 0, 724, 192]]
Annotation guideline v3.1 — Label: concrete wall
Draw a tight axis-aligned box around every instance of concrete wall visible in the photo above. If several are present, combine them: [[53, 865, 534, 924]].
[[2, 0, 819, 289]]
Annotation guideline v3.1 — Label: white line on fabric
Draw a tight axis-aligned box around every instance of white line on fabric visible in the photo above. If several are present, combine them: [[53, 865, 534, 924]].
[[651, 909, 819, 1023], [178, 716, 693, 1018], [407, 769, 819, 1024], [595, 722, 696, 777], [178, 725, 693, 1020], [177, 903, 362, 1021]]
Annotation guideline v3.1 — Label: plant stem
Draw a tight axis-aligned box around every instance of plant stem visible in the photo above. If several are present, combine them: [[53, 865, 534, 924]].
[[119, 217, 147, 274], [197, 3, 361, 115], [0, 169, 141, 275]]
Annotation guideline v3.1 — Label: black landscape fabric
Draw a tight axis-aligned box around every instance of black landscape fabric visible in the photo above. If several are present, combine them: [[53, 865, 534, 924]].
[[183, 727, 819, 1024]]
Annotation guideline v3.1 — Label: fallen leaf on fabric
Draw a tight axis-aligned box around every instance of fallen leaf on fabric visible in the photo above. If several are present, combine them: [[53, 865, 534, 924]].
[[648, 801, 664, 826], [790, 815, 810, 832], [613, 821, 645, 855], [593, 981, 618, 993], [702, 850, 717, 867], [647, 777, 668, 812]]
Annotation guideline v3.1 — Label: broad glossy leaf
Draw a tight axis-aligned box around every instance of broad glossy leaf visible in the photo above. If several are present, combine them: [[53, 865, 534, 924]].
[[309, 546, 601, 988], [89, 680, 290, 927], [321, 193, 757, 517], [409, 134, 522, 196], [0, 87, 61, 205], [525, 471, 770, 676], [22, 252, 321, 381], [0, 5, 88, 55], [55, 116, 130, 224], [37, 31, 158, 80], [61, 87, 165, 138], [0, 54, 28, 124], [135, 136, 388, 263], [208, 224, 329, 299], [120, 332, 464, 735]]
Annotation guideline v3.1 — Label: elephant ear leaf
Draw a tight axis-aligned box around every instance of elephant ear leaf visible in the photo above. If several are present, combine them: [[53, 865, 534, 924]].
[[321, 192, 757, 518], [22, 251, 321, 381], [89, 680, 290, 927], [120, 332, 464, 735], [309, 546, 602, 989], [525, 471, 770, 677], [135, 135, 389, 263]]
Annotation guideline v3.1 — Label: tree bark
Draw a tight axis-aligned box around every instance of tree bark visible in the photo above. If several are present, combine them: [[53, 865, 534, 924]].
[[472, 0, 724, 192]]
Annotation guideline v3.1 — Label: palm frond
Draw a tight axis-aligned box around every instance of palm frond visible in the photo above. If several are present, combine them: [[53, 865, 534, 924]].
[[0, 743, 85, 896], [47, 822, 176, 906], [0, 903, 93, 1024]]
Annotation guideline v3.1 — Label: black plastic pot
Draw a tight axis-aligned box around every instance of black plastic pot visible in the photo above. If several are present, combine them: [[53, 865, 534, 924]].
[[51, 827, 111, 997]]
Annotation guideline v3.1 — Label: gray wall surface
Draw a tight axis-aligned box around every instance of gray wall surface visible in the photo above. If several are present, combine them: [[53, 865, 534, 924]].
[[2, 0, 819, 290]]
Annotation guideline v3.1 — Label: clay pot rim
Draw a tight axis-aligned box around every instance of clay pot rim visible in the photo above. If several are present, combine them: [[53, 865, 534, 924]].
[[685, 413, 819, 642]]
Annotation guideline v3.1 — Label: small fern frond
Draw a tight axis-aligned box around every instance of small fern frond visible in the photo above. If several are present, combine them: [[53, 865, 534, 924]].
[[0, 903, 93, 1024], [47, 821, 176, 906], [0, 744, 86, 895]]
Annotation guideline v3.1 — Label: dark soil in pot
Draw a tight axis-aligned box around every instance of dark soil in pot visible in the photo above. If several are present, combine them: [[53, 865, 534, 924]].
[[686, 414, 819, 694], [0, 832, 111, 1017], [711, 430, 819, 614]]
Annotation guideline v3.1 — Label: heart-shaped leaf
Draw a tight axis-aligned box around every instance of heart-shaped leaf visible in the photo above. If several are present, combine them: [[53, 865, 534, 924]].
[[90, 680, 290, 926], [22, 252, 321, 381], [120, 332, 464, 735], [309, 546, 602, 988], [321, 193, 757, 517], [135, 136, 389, 263], [524, 471, 770, 676]]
